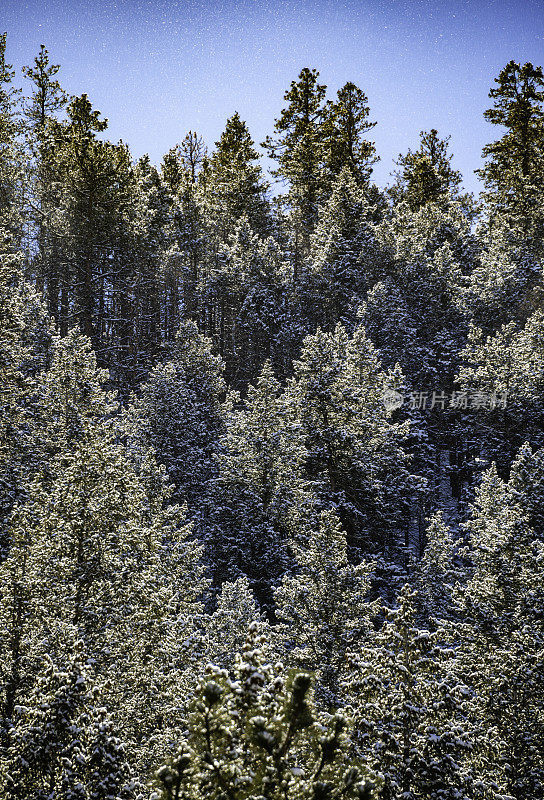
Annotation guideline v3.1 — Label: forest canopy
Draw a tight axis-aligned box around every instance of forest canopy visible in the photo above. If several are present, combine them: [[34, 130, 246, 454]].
[[1, 34, 544, 799]]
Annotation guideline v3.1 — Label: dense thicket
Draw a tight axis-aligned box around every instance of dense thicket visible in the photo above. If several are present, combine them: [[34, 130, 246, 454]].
[[2, 35, 544, 799]]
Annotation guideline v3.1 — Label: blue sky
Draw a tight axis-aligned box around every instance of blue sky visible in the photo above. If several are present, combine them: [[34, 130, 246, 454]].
[[5, 0, 544, 195]]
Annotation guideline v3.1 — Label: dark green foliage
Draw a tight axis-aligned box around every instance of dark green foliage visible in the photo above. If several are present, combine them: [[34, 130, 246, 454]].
[[263, 67, 328, 251], [323, 82, 378, 188], [275, 509, 374, 707], [304, 168, 382, 331], [203, 113, 270, 242], [389, 129, 471, 213], [123, 320, 226, 512], [478, 61, 544, 235], [204, 361, 310, 606]]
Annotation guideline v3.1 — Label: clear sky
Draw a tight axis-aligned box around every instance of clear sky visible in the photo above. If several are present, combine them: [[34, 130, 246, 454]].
[[4, 0, 544, 195]]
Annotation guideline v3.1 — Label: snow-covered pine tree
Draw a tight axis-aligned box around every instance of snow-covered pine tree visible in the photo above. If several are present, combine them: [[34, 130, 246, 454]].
[[0, 224, 52, 556], [459, 455, 544, 637], [415, 511, 458, 622], [457, 309, 544, 477], [128, 154, 177, 374], [202, 219, 292, 387], [37, 93, 160, 392], [152, 623, 378, 800], [165, 135, 208, 324], [203, 577, 267, 670], [274, 509, 374, 708], [379, 190, 477, 267], [370, 203, 471, 380], [0, 330, 207, 780], [344, 585, 488, 800], [465, 218, 542, 334], [202, 112, 270, 246], [122, 319, 226, 516], [204, 360, 312, 609], [37, 93, 110, 340], [303, 167, 383, 332], [452, 453, 544, 799], [3, 640, 136, 800], [361, 199, 475, 529], [161, 131, 207, 194], [370, 199, 471, 389], [22, 44, 67, 135], [285, 323, 411, 557]]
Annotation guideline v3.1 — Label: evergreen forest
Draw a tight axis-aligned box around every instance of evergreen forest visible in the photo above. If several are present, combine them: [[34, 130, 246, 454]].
[[2, 35, 544, 799]]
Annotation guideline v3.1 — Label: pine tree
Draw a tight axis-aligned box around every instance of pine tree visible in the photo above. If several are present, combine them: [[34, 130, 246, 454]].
[[202, 112, 270, 244], [366, 200, 471, 389], [360, 201, 474, 553], [378, 189, 477, 267], [323, 82, 378, 188], [22, 44, 67, 133], [39, 93, 108, 338], [204, 577, 267, 669], [161, 131, 207, 193], [263, 67, 328, 258], [29, 328, 117, 457], [21, 44, 68, 314], [173, 171, 206, 322], [22, 45, 68, 296], [358, 280, 414, 374], [160, 132, 208, 327], [122, 319, 226, 514], [460, 452, 544, 640], [415, 512, 457, 621], [0, 33, 23, 227], [304, 167, 382, 331], [3, 640, 136, 800], [477, 60, 544, 235], [452, 455, 544, 798], [0, 331, 207, 779], [0, 225, 52, 555], [345, 586, 487, 800], [389, 129, 470, 213], [40, 93, 146, 390], [152, 623, 377, 800], [275, 509, 374, 707], [204, 360, 312, 607], [205, 219, 292, 386], [457, 311, 544, 475], [286, 323, 411, 557], [466, 217, 542, 333], [128, 154, 178, 374], [232, 233, 295, 385]]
